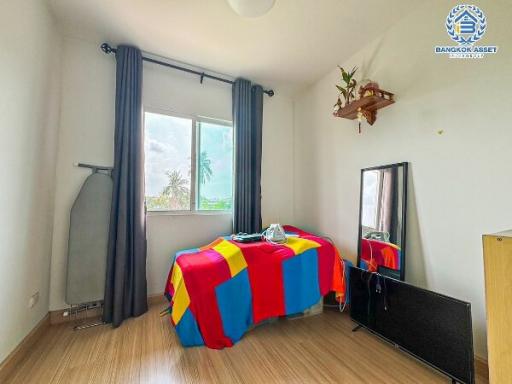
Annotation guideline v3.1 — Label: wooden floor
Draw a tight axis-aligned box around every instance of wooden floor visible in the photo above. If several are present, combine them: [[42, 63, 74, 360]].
[[5, 302, 488, 384]]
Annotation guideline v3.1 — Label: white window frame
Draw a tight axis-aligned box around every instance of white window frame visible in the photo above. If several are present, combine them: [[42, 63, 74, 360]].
[[143, 106, 233, 216]]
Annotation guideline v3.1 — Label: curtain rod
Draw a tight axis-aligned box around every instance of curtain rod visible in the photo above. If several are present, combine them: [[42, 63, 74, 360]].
[[100, 43, 274, 97]]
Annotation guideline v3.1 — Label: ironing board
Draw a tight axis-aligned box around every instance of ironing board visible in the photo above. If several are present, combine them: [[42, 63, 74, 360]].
[[66, 170, 112, 305]]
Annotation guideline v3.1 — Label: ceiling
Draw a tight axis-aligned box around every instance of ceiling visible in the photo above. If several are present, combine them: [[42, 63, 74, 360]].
[[49, 0, 421, 95]]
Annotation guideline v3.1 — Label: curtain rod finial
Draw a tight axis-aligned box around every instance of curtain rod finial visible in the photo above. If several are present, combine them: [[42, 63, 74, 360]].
[[266, 89, 275, 97], [101, 43, 113, 54]]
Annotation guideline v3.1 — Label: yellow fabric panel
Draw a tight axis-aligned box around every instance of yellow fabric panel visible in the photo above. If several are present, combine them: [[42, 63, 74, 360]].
[[213, 239, 248, 277], [171, 264, 190, 325], [284, 237, 321, 255], [385, 241, 401, 251], [170, 261, 183, 287]]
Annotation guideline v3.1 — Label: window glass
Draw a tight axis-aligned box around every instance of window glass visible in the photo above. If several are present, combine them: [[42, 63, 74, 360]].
[[362, 170, 380, 229], [197, 121, 233, 211], [144, 112, 192, 211]]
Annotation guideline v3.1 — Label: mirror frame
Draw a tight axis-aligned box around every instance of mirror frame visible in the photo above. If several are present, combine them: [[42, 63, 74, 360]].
[[357, 162, 408, 281]]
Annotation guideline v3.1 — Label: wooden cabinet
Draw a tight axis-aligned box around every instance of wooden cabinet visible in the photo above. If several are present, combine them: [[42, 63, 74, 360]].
[[483, 230, 512, 383]]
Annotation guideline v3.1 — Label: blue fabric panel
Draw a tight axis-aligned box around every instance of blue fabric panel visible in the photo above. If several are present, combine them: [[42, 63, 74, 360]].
[[175, 307, 204, 347], [343, 259, 353, 305], [282, 249, 321, 315], [215, 269, 253, 343], [176, 248, 200, 259]]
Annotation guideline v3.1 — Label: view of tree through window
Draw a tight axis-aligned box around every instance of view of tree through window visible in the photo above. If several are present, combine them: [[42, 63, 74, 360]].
[[197, 121, 233, 210], [144, 112, 192, 211], [144, 111, 233, 212]]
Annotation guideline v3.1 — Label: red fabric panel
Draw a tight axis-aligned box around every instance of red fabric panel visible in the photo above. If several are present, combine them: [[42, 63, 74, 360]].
[[302, 236, 334, 296], [176, 249, 233, 348], [282, 225, 311, 236], [235, 241, 295, 324]]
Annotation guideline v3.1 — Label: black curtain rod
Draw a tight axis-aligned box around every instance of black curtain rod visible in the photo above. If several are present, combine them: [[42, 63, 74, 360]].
[[100, 43, 274, 97]]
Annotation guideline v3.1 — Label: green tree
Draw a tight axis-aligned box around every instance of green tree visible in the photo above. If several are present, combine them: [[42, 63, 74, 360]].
[[162, 170, 189, 210], [145, 194, 171, 211], [198, 151, 213, 184]]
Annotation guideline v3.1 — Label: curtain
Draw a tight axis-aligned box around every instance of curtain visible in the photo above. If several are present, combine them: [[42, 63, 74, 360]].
[[233, 79, 263, 234], [103, 45, 148, 327], [377, 167, 399, 243], [388, 167, 399, 244]]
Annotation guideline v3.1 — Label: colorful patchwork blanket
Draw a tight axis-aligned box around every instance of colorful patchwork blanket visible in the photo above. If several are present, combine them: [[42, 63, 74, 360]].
[[164, 225, 349, 349]]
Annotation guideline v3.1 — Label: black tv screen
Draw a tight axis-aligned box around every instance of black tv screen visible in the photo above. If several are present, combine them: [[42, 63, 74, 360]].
[[350, 267, 474, 384]]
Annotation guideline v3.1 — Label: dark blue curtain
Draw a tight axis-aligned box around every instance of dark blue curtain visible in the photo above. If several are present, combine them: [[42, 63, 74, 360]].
[[233, 79, 264, 234], [103, 45, 148, 327]]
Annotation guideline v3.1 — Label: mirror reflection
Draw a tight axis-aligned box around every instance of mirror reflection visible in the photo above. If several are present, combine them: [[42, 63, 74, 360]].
[[358, 162, 408, 280]]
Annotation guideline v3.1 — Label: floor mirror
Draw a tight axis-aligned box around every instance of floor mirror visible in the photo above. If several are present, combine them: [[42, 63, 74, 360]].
[[357, 162, 408, 280]]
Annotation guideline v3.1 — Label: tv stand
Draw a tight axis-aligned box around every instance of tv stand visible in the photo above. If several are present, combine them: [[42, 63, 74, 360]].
[[351, 325, 362, 332]]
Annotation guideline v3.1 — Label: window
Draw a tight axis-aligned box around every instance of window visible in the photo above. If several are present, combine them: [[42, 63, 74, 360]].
[[144, 110, 233, 212], [361, 170, 381, 229]]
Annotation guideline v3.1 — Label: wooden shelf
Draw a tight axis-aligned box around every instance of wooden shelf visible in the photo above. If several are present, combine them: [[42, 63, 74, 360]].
[[333, 88, 394, 125]]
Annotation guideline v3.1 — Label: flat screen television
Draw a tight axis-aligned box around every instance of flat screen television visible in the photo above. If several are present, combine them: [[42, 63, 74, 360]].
[[350, 267, 474, 384]]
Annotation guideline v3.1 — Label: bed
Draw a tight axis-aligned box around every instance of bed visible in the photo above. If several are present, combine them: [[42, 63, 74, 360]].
[[164, 225, 350, 349]]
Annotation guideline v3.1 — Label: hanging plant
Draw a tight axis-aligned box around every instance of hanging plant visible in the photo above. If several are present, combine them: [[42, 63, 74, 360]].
[[335, 66, 358, 107]]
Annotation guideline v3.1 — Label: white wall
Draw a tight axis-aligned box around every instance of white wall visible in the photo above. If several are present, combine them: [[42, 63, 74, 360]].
[[262, 94, 294, 226], [49, 37, 295, 310], [0, 0, 62, 362], [293, 1, 511, 358]]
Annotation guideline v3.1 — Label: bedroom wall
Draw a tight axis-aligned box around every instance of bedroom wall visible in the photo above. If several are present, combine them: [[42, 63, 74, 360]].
[[292, 0, 511, 358], [0, 1, 62, 362], [49, 37, 294, 310]]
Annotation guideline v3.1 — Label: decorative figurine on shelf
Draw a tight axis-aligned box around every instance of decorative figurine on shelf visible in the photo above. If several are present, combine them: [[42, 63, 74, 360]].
[[335, 66, 358, 108], [333, 96, 343, 114], [358, 80, 380, 99]]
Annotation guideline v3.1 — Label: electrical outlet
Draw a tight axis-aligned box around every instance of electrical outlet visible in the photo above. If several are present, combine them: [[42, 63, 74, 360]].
[[28, 291, 39, 309]]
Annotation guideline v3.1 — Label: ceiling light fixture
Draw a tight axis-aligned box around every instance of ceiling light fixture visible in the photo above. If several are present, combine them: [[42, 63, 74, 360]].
[[227, 0, 276, 17]]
